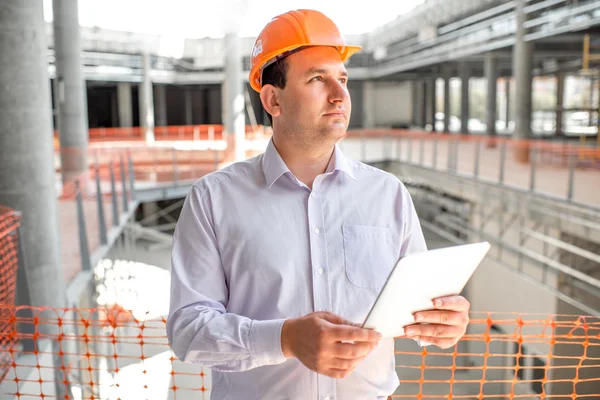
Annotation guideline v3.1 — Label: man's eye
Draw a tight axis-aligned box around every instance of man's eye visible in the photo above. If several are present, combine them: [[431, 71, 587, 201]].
[[311, 76, 323, 82], [339, 78, 348, 84]]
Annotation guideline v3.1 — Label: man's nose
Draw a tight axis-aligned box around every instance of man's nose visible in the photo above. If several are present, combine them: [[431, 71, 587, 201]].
[[328, 80, 349, 103]]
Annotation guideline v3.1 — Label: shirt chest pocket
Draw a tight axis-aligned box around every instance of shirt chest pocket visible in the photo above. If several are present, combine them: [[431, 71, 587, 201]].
[[342, 225, 398, 291]]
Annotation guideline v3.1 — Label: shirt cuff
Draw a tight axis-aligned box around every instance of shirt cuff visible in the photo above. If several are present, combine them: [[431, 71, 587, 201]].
[[248, 319, 287, 366]]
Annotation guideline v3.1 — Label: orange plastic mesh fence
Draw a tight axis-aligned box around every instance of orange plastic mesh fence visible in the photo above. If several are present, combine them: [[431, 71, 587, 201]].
[[0, 308, 598, 399], [53, 125, 269, 146], [0, 206, 21, 381]]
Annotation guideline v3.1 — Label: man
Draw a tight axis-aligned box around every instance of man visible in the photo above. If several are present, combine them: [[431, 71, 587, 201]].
[[167, 9, 470, 400]]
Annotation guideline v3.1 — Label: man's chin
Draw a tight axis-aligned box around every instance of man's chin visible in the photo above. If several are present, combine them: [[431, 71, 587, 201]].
[[322, 124, 348, 138]]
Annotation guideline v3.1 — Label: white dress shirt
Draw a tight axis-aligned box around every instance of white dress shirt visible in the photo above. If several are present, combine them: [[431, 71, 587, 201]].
[[167, 138, 427, 399]]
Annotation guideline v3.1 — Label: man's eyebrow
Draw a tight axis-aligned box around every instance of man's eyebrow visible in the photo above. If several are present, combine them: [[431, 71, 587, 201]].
[[305, 68, 349, 77]]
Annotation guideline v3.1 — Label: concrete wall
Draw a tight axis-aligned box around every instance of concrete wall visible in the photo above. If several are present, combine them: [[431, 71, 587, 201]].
[[347, 81, 363, 129], [371, 81, 413, 128]]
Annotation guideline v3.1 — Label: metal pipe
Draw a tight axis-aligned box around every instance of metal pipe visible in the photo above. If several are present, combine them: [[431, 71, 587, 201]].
[[567, 153, 576, 200], [529, 148, 537, 191], [75, 180, 91, 272], [499, 142, 506, 184], [94, 155, 108, 245], [109, 161, 119, 226], [120, 155, 128, 212]]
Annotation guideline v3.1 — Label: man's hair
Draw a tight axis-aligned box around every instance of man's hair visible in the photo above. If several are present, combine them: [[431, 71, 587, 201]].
[[261, 58, 289, 125]]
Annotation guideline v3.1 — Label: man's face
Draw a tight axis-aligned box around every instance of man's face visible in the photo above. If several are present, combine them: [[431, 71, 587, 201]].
[[275, 46, 351, 147]]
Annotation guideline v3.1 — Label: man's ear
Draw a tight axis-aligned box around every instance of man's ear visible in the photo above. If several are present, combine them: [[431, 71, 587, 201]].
[[260, 85, 281, 118]]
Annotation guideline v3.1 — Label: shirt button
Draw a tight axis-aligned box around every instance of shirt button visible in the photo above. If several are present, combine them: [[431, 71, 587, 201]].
[[317, 267, 324, 275], [324, 397, 330, 400], [314, 228, 320, 234], [310, 192, 316, 197]]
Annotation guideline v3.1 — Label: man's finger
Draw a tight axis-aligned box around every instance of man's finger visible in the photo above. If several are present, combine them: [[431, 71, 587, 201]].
[[318, 312, 360, 327], [329, 325, 382, 343], [333, 341, 376, 359], [413, 310, 468, 326], [431, 295, 470, 312], [411, 335, 457, 350], [404, 323, 464, 338]]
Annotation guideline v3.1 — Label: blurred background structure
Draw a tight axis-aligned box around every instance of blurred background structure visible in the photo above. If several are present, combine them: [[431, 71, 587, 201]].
[[0, 0, 599, 398]]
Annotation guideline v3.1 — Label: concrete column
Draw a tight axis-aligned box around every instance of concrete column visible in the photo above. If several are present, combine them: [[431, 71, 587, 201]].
[[0, 0, 66, 306], [443, 70, 451, 132], [139, 53, 155, 142], [154, 85, 167, 126], [363, 80, 375, 128], [110, 89, 118, 127], [184, 87, 193, 126], [460, 63, 470, 134], [513, 0, 533, 139], [53, 0, 89, 184], [117, 82, 133, 127], [556, 71, 565, 137], [428, 77, 437, 131], [411, 80, 418, 126], [223, 32, 245, 161], [420, 80, 428, 128], [505, 78, 511, 130], [485, 53, 498, 136]]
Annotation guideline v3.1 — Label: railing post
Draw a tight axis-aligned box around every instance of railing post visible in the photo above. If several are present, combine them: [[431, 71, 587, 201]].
[[120, 155, 128, 213], [396, 137, 402, 162], [453, 139, 460, 173], [128, 152, 136, 201], [94, 156, 108, 245], [172, 147, 179, 185], [14, 223, 35, 352], [419, 137, 425, 166], [407, 137, 412, 164], [499, 142, 507, 184], [109, 160, 119, 226], [213, 146, 219, 171], [567, 153, 576, 200], [433, 138, 438, 170], [529, 148, 537, 191], [447, 140, 452, 172], [474, 141, 481, 178], [75, 180, 92, 272]]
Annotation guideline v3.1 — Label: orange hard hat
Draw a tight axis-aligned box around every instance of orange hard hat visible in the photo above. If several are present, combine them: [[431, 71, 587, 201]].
[[249, 9, 362, 92]]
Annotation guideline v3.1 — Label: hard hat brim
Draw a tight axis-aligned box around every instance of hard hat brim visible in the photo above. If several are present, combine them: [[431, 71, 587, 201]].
[[249, 44, 362, 92]]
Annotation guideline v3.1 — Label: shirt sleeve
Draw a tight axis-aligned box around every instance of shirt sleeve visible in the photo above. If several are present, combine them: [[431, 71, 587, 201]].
[[398, 181, 431, 348], [166, 185, 287, 372], [398, 182, 428, 256]]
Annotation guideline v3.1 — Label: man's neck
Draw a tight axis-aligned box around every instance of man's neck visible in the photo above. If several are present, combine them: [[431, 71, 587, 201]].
[[272, 135, 335, 190]]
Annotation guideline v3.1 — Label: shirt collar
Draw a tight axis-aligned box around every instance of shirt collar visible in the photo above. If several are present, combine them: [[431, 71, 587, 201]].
[[262, 138, 357, 189]]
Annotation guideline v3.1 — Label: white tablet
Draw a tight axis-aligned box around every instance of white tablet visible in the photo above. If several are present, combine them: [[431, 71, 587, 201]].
[[362, 241, 491, 339]]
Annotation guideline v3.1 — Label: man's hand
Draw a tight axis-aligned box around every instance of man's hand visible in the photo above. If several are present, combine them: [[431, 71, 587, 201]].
[[403, 295, 470, 349], [281, 312, 382, 379]]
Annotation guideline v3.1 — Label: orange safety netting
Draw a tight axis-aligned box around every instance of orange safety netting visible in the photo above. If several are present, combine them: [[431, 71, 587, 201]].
[[0, 307, 598, 399], [53, 124, 269, 147], [0, 206, 21, 381]]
